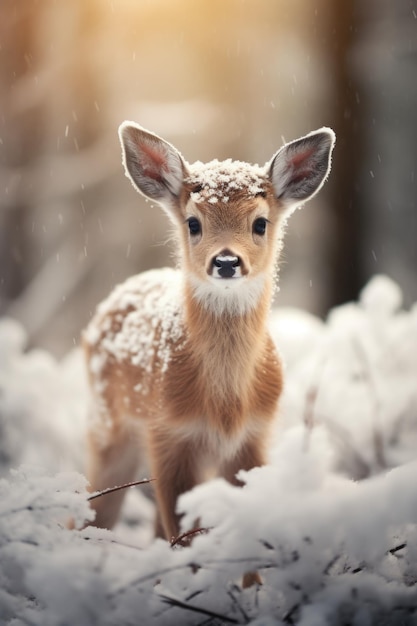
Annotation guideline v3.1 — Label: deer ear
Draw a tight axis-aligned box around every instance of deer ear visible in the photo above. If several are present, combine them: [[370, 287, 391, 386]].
[[268, 127, 335, 212], [119, 121, 188, 218]]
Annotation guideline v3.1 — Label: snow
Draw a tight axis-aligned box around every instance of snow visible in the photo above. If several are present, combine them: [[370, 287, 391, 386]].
[[1, 274, 417, 624], [187, 159, 266, 204], [84, 268, 185, 377]]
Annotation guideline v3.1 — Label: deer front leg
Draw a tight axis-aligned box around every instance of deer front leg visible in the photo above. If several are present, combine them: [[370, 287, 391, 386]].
[[87, 424, 141, 529], [221, 435, 267, 588], [149, 431, 201, 543]]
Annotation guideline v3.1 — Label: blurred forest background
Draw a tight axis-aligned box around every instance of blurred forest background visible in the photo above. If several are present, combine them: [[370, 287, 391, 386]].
[[0, 0, 416, 357]]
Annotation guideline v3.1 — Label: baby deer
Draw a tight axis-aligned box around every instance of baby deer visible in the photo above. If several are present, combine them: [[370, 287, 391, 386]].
[[83, 122, 335, 565]]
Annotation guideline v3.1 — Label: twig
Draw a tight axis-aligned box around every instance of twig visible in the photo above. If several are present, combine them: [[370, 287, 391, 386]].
[[260, 539, 274, 550], [389, 542, 407, 556], [159, 593, 239, 624], [112, 563, 199, 597], [203, 556, 276, 572], [83, 536, 145, 552], [170, 526, 211, 548], [283, 602, 300, 624], [227, 586, 250, 623], [87, 478, 155, 501], [323, 553, 342, 576], [112, 556, 275, 598], [185, 589, 205, 602]]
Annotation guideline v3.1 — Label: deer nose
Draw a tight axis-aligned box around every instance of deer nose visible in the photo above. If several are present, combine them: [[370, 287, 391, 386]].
[[213, 252, 240, 278]]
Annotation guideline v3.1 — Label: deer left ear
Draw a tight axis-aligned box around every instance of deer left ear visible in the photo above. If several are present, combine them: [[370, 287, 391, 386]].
[[267, 127, 335, 212]]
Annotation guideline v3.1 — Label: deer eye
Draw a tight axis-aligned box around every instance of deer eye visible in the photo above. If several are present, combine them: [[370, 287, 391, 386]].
[[253, 217, 267, 236], [187, 217, 201, 236]]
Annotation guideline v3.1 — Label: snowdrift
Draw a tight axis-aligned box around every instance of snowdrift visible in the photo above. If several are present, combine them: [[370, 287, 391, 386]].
[[1, 275, 417, 625]]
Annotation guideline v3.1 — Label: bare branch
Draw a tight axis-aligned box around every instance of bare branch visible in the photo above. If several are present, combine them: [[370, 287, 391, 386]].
[[158, 593, 239, 624], [170, 527, 211, 548], [227, 586, 250, 623], [87, 478, 155, 502]]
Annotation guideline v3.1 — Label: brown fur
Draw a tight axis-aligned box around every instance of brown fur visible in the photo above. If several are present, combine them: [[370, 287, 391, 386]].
[[83, 122, 335, 588], [84, 192, 283, 539]]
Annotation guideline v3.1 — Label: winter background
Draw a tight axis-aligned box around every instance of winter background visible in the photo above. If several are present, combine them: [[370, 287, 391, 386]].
[[1, 1, 417, 625]]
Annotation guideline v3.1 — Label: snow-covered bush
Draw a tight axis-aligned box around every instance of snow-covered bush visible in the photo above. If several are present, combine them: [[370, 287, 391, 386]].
[[271, 275, 417, 478], [0, 319, 86, 476], [0, 275, 417, 625]]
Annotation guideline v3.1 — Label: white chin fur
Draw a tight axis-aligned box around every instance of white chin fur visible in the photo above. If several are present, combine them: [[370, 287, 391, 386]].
[[188, 273, 266, 316]]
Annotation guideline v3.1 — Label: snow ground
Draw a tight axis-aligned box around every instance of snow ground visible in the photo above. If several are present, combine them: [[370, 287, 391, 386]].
[[1, 274, 417, 625]]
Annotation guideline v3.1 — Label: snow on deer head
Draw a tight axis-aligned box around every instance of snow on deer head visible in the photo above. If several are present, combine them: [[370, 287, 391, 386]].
[[119, 122, 335, 315]]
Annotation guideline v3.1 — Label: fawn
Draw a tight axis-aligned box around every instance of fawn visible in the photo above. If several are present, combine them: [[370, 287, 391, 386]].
[[83, 122, 335, 567]]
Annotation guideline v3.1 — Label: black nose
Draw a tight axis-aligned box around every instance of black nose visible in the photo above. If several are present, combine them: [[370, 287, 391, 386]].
[[213, 253, 240, 278]]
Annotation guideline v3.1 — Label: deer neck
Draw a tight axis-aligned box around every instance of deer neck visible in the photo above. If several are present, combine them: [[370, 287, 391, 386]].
[[183, 276, 273, 399]]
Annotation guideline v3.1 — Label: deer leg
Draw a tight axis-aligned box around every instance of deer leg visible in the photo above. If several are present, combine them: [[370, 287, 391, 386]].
[[221, 437, 267, 587], [149, 433, 200, 543], [87, 423, 141, 529]]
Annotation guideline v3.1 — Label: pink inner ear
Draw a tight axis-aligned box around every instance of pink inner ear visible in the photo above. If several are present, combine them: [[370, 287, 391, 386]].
[[287, 147, 315, 182], [290, 146, 315, 169], [290, 170, 312, 184], [139, 142, 168, 181]]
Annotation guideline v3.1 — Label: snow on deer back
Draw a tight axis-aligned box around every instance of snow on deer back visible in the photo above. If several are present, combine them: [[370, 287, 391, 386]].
[[83, 122, 335, 545]]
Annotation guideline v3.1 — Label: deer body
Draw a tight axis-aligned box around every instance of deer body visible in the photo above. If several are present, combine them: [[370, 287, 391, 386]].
[[84, 123, 335, 544]]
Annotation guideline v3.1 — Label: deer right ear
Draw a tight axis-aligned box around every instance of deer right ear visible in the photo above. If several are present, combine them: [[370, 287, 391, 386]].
[[268, 127, 335, 213], [119, 122, 188, 218]]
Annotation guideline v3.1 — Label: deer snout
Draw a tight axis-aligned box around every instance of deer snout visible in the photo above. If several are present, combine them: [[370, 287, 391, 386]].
[[211, 250, 242, 278]]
